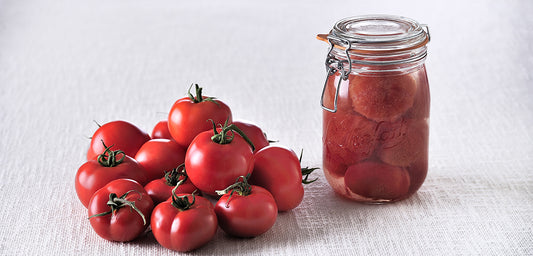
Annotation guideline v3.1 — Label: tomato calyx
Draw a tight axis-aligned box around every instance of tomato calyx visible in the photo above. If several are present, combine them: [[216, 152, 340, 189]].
[[88, 190, 147, 225], [164, 164, 188, 187], [299, 149, 319, 184], [96, 140, 126, 167], [187, 83, 218, 105], [215, 174, 252, 208], [170, 180, 197, 211], [210, 120, 255, 152]]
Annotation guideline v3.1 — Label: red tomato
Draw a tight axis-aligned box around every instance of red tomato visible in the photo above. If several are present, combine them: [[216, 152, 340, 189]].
[[215, 177, 277, 238], [249, 146, 303, 211], [151, 120, 173, 140], [134, 139, 186, 182], [232, 120, 269, 152], [377, 119, 429, 167], [151, 192, 217, 252], [87, 179, 153, 242], [344, 161, 410, 200], [185, 122, 254, 196], [75, 144, 147, 208], [168, 84, 232, 148], [323, 110, 378, 166], [348, 73, 417, 122], [144, 166, 199, 205], [87, 120, 150, 161]]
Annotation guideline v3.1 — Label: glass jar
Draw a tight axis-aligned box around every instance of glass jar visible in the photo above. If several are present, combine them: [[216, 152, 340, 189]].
[[318, 15, 430, 203]]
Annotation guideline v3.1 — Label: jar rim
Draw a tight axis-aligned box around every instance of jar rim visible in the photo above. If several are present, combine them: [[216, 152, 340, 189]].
[[319, 15, 429, 53]]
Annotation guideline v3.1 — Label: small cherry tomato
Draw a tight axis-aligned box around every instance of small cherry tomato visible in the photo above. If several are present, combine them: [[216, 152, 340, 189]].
[[144, 165, 199, 205], [87, 120, 150, 161], [151, 120, 173, 140], [134, 139, 186, 182], [232, 120, 269, 152], [249, 146, 318, 211], [185, 121, 254, 196], [151, 191, 217, 252], [87, 179, 153, 242], [168, 84, 232, 148], [215, 176, 277, 237], [75, 142, 147, 208]]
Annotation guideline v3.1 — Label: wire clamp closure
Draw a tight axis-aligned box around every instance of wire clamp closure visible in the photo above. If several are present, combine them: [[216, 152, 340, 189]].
[[320, 35, 352, 113]]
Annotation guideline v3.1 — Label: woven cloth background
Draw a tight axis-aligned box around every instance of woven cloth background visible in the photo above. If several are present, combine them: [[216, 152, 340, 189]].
[[0, 0, 531, 255]]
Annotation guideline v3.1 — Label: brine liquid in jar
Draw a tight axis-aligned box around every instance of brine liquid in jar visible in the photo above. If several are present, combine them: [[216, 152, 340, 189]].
[[319, 15, 430, 203]]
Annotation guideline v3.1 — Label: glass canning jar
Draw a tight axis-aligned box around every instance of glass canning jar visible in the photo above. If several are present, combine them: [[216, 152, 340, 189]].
[[318, 15, 430, 203]]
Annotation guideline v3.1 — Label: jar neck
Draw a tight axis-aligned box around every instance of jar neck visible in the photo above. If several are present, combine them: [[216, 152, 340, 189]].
[[330, 46, 427, 74]]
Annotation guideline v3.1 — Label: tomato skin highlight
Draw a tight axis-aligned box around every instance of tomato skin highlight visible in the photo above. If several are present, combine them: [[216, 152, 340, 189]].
[[87, 179, 153, 242], [151, 194, 217, 252], [87, 120, 150, 161], [215, 185, 277, 238], [249, 146, 304, 211], [185, 130, 254, 196], [168, 96, 232, 148], [231, 120, 269, 152], [134, 139, 186, 182], [75, 155, 147, 208], [151, 120, 173, 140]]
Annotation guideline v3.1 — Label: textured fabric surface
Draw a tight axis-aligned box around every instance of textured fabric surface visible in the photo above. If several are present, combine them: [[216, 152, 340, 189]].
[[0, 0, 532, 255]]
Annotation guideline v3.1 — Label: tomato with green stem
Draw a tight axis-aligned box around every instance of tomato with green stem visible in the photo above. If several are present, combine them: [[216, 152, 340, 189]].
[[249, 146, 318, 211], [215, 175, 277, 237], [76, 141, 147, 208], [144, 164, 199, 205], [151, 184, 217, 252], [185, 120, 255, 196], [87, 120, 150, 161], [87, 179, 153, 242], [168, 84, 232, 148], [231, 120, 270, 152]]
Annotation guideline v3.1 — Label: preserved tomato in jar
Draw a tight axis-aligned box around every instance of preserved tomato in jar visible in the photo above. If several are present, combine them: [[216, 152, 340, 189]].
[[318, 15, 430, 203]]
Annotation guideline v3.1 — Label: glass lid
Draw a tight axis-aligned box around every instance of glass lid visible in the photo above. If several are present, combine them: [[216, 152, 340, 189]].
[[322, 15, 430, 52]]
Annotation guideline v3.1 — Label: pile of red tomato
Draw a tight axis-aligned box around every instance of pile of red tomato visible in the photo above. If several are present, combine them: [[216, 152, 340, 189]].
[[75, 84, 317, 252]]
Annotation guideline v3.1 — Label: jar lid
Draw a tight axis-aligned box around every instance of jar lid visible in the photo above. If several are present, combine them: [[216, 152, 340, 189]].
[[318, 15, 430, 53]]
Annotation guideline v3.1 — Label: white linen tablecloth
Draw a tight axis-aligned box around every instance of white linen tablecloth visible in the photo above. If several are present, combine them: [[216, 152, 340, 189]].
[[0, 0, 531, 255]]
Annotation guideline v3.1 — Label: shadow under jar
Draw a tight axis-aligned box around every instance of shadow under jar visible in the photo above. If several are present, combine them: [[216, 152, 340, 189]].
[[318, 15, 430, 203]]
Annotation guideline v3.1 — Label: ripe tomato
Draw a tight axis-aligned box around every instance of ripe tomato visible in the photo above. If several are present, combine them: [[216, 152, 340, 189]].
[[348, 73, 417, 122], [87, 120, 150, 161], [215, 176, 277, 237], [151, 192, 217, 252], [168, 84, 232, 148], [232, 120, 269, 152], [377, 119, 429, 167], [75, 143, 147, 208], [134, 139, 186, 182], [87, 179, 153, 242], [344, 161, 410, 200], [185, 121, 254, 196], [249, 146, 304, 211], [323, 110, 377, 166], [144, 165, 199, 205], [151, 120, 173, 140]]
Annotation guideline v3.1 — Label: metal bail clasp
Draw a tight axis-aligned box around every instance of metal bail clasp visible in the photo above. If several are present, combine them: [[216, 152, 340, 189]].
[[320, 36, 352, 113]]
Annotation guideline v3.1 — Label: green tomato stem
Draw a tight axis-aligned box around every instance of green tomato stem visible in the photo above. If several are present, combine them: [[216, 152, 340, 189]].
[[170, 180, 197, 211], [88, 190, 147, 225], [209, 120, 255, 152], [97, 140, 126, 167], [215, 174, 252, 208]]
